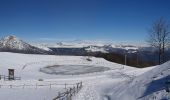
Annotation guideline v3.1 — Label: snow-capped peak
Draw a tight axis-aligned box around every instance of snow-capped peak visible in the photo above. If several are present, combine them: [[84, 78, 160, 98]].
[[0, 35, 28, 50], [0, 35, 53, 54]]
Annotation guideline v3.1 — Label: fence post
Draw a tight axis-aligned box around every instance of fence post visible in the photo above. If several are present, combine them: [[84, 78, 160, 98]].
[[36, 83, 37, 89], [76, 83, 79, 93], [23, 84, 25, 89], [81, 81, 82, 88], [10, 85, 12, 88], [66, 89, 69, 100], [53, 82, 83, 100], [50, 84, 51, 89], [65, 83, 67, 89], [73, 86, 76, 96], [69, 88, 72, 100], [58, 92, 60, 100]]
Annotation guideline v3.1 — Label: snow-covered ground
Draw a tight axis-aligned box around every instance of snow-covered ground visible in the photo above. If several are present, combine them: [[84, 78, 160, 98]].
[[0, 52, 169, 100]]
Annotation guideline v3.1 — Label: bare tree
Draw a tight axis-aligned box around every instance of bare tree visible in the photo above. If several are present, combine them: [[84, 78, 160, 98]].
[[147, 18, 170, 64]]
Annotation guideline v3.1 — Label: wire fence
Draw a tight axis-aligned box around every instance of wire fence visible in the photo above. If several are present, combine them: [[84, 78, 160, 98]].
[[0, 82, 79, 90], [0, 75, 21, 81], [0, 81, 83, 100], [53, 82, 83, 100]]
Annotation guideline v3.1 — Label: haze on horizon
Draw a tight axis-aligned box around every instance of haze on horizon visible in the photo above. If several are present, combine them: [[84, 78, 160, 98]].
[[0, 0, 170, 44]]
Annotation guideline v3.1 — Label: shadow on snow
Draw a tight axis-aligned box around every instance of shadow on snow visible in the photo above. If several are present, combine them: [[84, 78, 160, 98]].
[[139, 75, 170, 99]]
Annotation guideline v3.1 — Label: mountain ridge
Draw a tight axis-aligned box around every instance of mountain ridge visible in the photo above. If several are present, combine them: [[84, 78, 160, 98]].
[[0, 35, 53, 54]]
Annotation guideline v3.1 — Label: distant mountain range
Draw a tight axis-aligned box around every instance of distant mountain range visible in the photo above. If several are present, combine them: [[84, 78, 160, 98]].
[[35, 39, 170, 67], [1, 35, 170, 67]]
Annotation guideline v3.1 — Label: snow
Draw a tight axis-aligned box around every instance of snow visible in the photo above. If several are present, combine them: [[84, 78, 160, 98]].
[[35, 45, 52, 51], [40, 65, 110, 75], [34, 40, 107, 48], [0, 52, 169, 100], [85, 45, 111, 53], [0, 35, 26, 50], [33, 41, 140, 53], [0, 35, 51, 54]]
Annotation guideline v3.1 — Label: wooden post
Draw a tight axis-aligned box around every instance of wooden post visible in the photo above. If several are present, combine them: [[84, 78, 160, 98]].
[[69, 88, 72, 100], [50, 84, 51, 89], [70, 88, 72, 94], [76, 83, 79, 93], [4, 76, 5, 81], [66, 89, 69, 100], [36, 83, 37, 89], [10, 85, 12, 88], [80, 81, 83, 88], [65, 83, 67, 89], [23, 84, 25, 89], [73, 86, 76, 95], [58, 92, 60, 98]]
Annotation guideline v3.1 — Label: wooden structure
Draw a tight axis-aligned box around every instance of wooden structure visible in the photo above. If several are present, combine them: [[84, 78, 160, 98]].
[[53, 82, 83, 100], [8, 69, 14, 80]]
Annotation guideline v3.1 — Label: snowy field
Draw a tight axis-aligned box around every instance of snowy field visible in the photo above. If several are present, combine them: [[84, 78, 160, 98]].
[[40, 65, 110, 75], [0, 52, 169, 100]]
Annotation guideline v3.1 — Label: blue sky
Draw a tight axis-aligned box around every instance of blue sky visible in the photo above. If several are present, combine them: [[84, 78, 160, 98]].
[[0, 0, 170, 43]]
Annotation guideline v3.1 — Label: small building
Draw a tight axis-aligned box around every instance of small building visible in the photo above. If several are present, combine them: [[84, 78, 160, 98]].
[[8, 69, 14, 80]]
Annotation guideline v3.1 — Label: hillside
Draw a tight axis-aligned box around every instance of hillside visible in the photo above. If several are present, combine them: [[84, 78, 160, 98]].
[[108, 61, 170, 100], [0, 52, 169, 100], [74, 61, 170, 100]]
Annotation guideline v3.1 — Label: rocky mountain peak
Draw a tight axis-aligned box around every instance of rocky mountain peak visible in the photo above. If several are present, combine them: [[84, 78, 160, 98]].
[[0, 35, 26, 50], [0, 35, 53, 54], [4, 35, 17, 40]]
